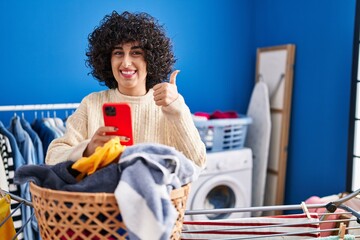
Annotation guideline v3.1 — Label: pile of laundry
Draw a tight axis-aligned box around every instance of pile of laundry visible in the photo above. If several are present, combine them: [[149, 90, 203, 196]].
[[14, 139, 201, 240]]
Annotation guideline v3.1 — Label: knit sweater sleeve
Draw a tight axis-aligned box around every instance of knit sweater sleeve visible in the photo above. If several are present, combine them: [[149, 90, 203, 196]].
[[161, 95, 207, 167]]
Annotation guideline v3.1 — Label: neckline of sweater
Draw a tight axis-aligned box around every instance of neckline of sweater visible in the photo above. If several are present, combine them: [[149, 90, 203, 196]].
[[113, 88, 154, 104]]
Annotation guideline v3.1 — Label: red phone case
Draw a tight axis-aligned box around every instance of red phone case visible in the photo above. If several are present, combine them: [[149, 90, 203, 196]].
[[103, 103, 133, 146]]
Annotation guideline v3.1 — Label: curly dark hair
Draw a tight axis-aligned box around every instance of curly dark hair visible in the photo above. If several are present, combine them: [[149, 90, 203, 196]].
[[86, 11, 176, 90]]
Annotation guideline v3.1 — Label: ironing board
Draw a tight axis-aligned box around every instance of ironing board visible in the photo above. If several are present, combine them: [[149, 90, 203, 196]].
[[245, 81, 271, 217]]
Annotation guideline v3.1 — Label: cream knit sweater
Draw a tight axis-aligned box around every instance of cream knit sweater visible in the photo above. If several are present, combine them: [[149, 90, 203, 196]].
[[45, 88, 206, 167]]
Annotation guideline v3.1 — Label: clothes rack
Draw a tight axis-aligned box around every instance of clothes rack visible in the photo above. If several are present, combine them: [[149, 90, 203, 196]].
[[182, 190, 360, 239], [0, 103, 80, 112], [0, 103, 80, 240]]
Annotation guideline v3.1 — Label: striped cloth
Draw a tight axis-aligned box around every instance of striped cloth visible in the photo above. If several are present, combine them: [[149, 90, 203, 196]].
[[182, 213, 320, 239], [0, 133, 24, 240]]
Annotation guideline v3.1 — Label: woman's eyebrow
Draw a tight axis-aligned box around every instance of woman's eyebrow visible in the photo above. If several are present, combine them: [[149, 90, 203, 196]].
[[131, 46, 142, 50], [112, 46, 142, 50]]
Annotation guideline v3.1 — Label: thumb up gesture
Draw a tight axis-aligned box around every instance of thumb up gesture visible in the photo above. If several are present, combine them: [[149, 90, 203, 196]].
[[153, 70, 180, 106]]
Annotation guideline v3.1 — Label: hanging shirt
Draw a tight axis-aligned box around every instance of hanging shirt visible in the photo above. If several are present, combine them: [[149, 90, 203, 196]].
[[8, 116, 36, 240], [53, 117, 66, 134], [0, 121, 24, 240], [0, 154, 9, 191], [20, 118, 44, 165], [31, 118, 58, 158], [9, 116, 37, 166], [43, 118, 64, 137]]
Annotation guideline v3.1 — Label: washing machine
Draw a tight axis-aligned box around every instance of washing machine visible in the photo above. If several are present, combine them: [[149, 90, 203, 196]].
[[186, 148, 252, 221]]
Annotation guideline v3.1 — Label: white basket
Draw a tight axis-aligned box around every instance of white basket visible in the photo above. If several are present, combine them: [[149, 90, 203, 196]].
[[195, 115, 252, 153]]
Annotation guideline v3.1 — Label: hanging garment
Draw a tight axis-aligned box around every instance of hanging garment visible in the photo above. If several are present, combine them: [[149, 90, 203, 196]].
[[8, 116, 37, 240], [53, 117, 66, 134], [0, 122, 24, 240], [245, 81, 271, 217], [8, 116, 37, 165], [20, 118, 44, 165], [43, 118, 64, 137], [31, 118, 58, 158], [0, 121, 26, 170], [0, 154, 9, 191], [0, 194, 17, 240], [72, 137, 126, 180]]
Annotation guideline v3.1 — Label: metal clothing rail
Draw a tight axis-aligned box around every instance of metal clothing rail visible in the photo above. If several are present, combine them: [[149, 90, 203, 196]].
[[0, 189, 33, 208], [0, 103, 80, 112], [186, 187, 360, 218]]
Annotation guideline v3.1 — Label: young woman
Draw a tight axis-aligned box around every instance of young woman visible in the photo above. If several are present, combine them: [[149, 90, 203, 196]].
[[45, 11, 206, 167]]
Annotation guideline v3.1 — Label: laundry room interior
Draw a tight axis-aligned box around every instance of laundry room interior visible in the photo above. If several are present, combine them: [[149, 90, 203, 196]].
[[1, 0, 360, 238]]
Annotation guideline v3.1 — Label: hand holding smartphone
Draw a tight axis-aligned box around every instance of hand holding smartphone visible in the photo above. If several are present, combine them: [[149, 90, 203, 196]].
[[103, 103, 133, 146]]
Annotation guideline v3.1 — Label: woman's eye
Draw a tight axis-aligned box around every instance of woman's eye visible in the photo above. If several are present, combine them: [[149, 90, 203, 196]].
[[131, 51, 143, 56], [113, 51, 123, 56]]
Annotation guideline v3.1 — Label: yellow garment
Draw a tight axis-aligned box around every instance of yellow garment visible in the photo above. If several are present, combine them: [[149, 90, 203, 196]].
[[0, 194, 17, 240], [72, 137, 126, 179]]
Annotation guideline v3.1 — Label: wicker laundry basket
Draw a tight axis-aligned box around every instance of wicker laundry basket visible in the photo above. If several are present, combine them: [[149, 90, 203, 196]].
[[29, 182, 190, 240]]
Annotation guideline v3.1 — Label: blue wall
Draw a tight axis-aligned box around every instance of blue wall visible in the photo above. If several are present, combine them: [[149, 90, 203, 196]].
[[0, 0, 254, 112], [0, 0, 356, 205]]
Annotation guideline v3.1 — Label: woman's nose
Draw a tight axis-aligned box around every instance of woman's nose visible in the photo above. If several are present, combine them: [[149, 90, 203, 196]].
[[122, 55, 132, 68]]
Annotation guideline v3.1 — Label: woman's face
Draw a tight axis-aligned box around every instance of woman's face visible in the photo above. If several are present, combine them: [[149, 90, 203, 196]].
[[111, 42, 147, 96]]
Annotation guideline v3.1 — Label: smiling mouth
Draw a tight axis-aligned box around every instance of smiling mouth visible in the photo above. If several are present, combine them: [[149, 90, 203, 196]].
[[121, 70, 136, 78]]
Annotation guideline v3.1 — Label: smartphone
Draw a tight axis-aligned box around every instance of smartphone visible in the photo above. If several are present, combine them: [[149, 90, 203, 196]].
[[102, 102, 133, 146]]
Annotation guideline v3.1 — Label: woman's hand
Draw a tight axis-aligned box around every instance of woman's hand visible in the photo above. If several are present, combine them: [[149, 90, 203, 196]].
[[153, 70, 180, 106], [83, 126, 129, 157]]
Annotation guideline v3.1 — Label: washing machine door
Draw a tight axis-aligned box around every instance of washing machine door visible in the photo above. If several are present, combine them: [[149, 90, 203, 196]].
[[189, 175, 249, 221]]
